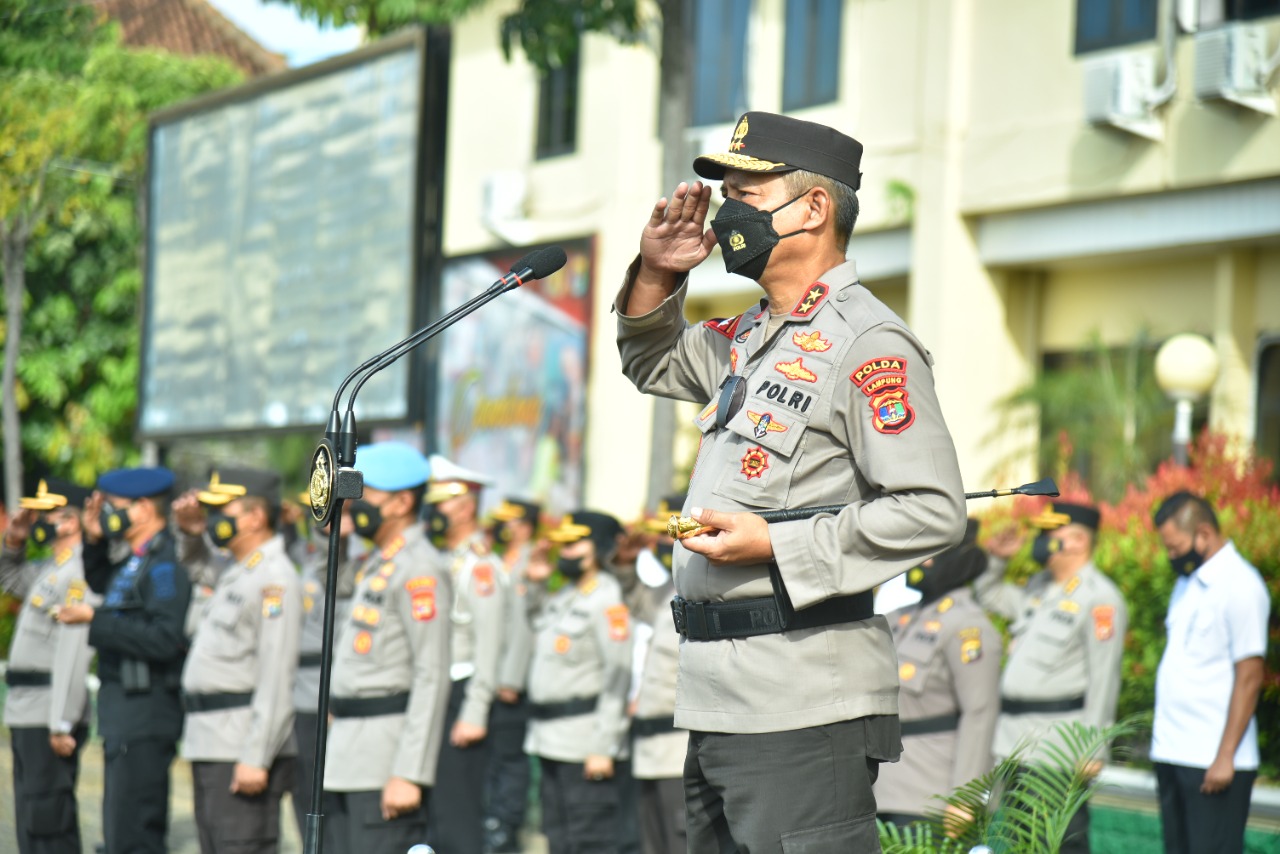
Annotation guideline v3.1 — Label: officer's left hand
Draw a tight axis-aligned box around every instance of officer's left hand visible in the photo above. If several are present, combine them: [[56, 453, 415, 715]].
[[230, 763, 269, 797], [677, 507, 774, 566], [56, 604, 94, 625], [49, 733, 77, 757], [583, 755, 614, 781], [450, 719, 487, 747], [381, 776, 422, 820], [1201, 756, 1235, 794]]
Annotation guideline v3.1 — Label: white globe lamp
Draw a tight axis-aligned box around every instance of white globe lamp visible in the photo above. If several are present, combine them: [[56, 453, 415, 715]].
[[1154, 334, 1220, 465]]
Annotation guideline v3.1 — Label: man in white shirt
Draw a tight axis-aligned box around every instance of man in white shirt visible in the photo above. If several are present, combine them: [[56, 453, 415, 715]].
[[1152, 491, 1269, 854]]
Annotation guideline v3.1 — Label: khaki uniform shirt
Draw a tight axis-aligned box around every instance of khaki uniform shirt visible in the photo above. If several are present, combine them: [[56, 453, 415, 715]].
[[973, 558, 1128, 761], [294, 548, 361, 714], [1, 543, 99, 730], [325, 526, 452, 790], [631, 580, 686, 780], [616, 258, 966, 733], [447, 531, 507, 727], [496, 542, 535, 693], [524, 572, 633, 763], [179, 530, 233, 639], [181, 535, 302, 766], [875, 587, 1001, 814]]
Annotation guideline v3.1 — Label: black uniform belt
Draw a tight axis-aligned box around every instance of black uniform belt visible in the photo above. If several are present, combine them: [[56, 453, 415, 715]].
[[900, 713, 960, 737], [182, 691, 253, 713], [1000, 696, 1086, 715], [299, 653, 324, 668], [631, 715, 678, 738], [530, 696, 598, 720], [671, 591, 874, 641], [5, 670, 52, 687], [330, 693, 411, 718]]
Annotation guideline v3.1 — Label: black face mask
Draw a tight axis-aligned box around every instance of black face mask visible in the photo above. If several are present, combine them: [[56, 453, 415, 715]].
[[422, 503, 448, 545], [100, 505, 131, 541], [349, 500, 383, 540], [31, 519, 59, 545], [1170, 544, 1205, 577], [206, 511, 238, 548], [1031, 533, 1062, 567], [655, 541, 674, 571], [709, 191, 809, 281], [905, 545, 986, 603], [557, 554, 586, 581]]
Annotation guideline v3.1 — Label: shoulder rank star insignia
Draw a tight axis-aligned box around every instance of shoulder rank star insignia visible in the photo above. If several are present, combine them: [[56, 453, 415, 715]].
[[790, 283, 829, 317], [746, 411, 788, 438], [792, 330, 832, 352]]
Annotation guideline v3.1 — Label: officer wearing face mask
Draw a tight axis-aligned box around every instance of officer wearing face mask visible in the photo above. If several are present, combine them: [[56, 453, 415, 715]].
[[419, 455, 509, 854], [59, 466, 191, 854], [324, 442, 452, 854], [483, 497, 542, 854], [976, 502, 1127, 854], [178, 467, 302, 853], [616, 111, 965, 850], [629, 494, 689, 854], [525, 510, 634, 854], [2, 478, 98, 854], [875, 519, 1001, 830]]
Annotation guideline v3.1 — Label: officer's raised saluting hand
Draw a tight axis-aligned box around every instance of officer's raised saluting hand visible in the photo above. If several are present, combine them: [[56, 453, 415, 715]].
[[172, 490, 207, 536], [82, 492, 104, 542], [639, 180, 716, 277], [677, 506, 774, 567]]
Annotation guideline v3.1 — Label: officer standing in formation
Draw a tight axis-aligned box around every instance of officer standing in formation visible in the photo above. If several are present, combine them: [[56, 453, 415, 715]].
[[59, 466, 192, 854], [291, 500, 362, 834], [323, 442, 452, 854], [179, 467, 302, 853], [875, 519, 1001, 829], [484, 497, 541, 853], [617, 110, 966, 850], [976, 501, 1127, 854], [2, 479, 97, 854], [630, 495, 688, 854], [421, 455, 508, 853], [525, 510, 634, 854]]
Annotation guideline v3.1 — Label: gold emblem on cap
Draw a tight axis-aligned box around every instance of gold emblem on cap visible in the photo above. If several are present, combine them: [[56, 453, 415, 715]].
[[730, 115, 749, 151]]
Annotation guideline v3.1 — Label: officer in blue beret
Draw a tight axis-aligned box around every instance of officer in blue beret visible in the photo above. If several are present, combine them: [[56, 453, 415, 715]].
[[323, 442, 453, 854], [59, 466, 191, 854]]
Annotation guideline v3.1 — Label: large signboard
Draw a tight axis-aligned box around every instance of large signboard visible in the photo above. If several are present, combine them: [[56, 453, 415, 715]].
[[140, 34, 427, 437], [434, 239, 594, 515]]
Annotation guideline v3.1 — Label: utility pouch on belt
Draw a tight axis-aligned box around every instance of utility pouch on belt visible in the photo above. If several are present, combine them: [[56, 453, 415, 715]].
[[121, 659, 151, 694]]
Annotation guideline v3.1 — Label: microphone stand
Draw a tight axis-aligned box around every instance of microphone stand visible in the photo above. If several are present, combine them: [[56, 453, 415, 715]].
[[301, 261, 548, 854]]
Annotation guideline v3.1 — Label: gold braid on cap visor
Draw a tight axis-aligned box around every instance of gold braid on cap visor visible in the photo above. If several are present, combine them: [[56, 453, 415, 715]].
[[197, 471, 247, 506], [20, 480, 69, 511], [547, 520, 592, 544]]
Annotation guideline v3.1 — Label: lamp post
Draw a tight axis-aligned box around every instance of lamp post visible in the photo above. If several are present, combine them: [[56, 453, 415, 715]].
[[1154, 333, 1220, 466]]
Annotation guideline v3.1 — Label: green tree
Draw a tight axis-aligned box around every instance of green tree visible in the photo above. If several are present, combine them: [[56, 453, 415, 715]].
[[1, 9, 242, 505]]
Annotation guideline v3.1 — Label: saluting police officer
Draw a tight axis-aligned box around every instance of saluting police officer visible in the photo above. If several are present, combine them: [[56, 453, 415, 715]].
[[975, 502, 1128, 854], [179, 467, 302, 854], [483, 497, 542, 853], [616, 111, 965, 850], [875, 519, 1001, 830], [2, 479, 98, 854], [290, 498, 362, 835], [630, 495, 689, 854], [323, 442, 452, 854], [421, 455, 508, 854], [59, 467, 192, 854], [525, 510, 634, 854]]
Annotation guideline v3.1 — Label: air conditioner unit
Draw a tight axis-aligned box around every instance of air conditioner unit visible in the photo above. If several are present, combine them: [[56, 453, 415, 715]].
[[1194, 22, 1278, 115], [1082, 52, 1164, 140]]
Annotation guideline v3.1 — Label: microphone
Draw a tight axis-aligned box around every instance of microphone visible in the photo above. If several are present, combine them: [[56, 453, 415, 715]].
[[501, 245, 568, 289]]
